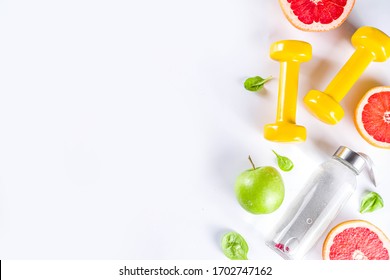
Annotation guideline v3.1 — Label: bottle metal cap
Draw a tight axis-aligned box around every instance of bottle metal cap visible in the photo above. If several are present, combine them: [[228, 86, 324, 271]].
[[333, 146, 366, 174]]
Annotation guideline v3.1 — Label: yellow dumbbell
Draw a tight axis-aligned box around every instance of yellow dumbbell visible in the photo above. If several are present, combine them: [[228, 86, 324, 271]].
[[264, 40, 312, 142], [304, 26, 390, 125]]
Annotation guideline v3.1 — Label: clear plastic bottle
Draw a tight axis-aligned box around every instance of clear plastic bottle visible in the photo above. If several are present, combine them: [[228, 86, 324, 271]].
[[265, 146, 375, 260]]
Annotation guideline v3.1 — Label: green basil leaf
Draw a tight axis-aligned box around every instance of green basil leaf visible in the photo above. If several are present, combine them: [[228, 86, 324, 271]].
[[244, 76, 272, 92], [221, 231, 249, 260], [272, 150, 294, 172], [360, 192, 384, 214]]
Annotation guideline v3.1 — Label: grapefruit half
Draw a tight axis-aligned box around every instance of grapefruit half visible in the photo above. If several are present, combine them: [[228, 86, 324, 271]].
[[279, 0, 355, 32], [323, 220, 390, 260], [354, 86, 390, 149]]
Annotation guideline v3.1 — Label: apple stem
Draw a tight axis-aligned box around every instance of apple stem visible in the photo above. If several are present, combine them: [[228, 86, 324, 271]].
[[248, 155, 256, 170]]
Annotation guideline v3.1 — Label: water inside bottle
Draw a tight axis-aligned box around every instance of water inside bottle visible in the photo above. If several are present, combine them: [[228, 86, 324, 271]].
[[266, 160, 356, 259]]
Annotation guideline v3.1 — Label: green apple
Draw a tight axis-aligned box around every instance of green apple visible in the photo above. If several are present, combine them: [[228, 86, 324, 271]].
[[235, 157, 284, 214]]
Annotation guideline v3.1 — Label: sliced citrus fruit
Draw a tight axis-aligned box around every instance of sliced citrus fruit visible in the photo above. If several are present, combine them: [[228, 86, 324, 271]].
[[323, 220, 390, 260], [279, 0, 355, 32], [354, 86, 390, 149]]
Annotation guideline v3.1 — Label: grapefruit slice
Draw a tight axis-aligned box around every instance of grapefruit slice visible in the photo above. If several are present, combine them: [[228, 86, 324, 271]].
[[279, 0, 355, 32], [323, 220, 390, 260], [354, 86, 390, 149]]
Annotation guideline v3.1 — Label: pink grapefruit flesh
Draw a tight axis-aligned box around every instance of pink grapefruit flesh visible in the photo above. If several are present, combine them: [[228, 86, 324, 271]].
[[323, 220, 390, 260], [279, 0, 355, 32], [355, 87, 390, 149]]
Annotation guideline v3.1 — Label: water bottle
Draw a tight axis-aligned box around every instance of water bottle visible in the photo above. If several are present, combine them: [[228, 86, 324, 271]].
[[265, 146, 376, 260]]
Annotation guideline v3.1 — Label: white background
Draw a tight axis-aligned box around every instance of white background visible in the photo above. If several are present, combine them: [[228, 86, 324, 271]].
[[0, 0, 389, 260], [2, 260, 390, 279]]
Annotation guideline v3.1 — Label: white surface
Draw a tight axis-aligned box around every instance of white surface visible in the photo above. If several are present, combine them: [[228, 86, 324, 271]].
[[0, 0, 389, 260]]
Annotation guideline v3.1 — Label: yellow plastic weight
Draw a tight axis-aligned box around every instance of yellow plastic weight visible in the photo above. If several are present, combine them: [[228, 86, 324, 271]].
[[264, 40, 312, 142], [304, 26, 390, 125]]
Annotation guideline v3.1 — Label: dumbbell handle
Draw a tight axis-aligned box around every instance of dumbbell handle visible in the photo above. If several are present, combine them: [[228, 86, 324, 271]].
[[276, 61, 299, 123], [325, 48, 374, 102]]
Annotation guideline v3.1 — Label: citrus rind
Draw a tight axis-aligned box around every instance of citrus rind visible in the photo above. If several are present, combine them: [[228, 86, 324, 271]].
[[354, 86, 390, 149], [322, 220, 390, 260], [278, 0, 356, 32]]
